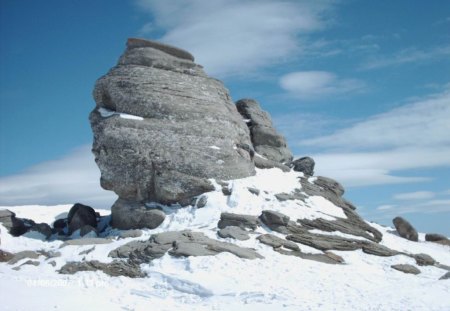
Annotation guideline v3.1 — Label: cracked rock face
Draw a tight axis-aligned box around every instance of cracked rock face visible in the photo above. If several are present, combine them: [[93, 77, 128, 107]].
[[90, 38, 255, 206]]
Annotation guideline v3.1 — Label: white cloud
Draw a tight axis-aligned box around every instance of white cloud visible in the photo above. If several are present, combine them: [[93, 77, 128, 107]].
[[295, 86, 450, 187], [135, 0, 335, 77], [376, 204, 396, 211], [0, 146, 116, 208], [279, 71, 366, 99], [361, 45, 450, 70], [393, 191, 435, 201]]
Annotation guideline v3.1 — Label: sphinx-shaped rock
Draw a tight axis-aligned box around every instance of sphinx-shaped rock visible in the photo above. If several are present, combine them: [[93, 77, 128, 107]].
[[236, 99, 293, 166], [90, 38, 255, 206]]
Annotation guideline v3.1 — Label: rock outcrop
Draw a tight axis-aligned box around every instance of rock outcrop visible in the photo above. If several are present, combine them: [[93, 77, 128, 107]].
[[90, 38, 255, 208], [236, 99, 292, 167]]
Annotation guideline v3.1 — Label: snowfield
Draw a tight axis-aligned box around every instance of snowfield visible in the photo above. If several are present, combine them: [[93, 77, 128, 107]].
[[1, 169, 449, 311]]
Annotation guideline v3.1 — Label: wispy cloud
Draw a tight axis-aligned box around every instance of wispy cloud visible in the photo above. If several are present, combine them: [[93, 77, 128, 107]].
[[0, 146, 116, 208], [135, 0, 336, 77], [279, 71, 366, 99], [360, 45, 450, 70], [393, 191, 435, 201], [294, 86, 450, 187]]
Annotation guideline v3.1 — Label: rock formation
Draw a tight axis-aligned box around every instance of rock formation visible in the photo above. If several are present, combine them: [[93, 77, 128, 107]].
[[90, 38, 256, 209]]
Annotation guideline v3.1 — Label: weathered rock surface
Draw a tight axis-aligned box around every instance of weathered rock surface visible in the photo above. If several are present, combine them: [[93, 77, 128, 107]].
[[414, 253, 436, 266], [110, 230, 262, 264], [291, 157, 315, 176], [260, 210, 290, 227], [257, 234, 299, 251], [59, 260, 145, 278], [111, 199, 165, 230], [393, 217, 418, 242], [218, 226, 250, 241], [391, 264, 421, 275], [67, 203, 98, 235], [217, 213, 260, 230], [236, 98, 292, 165], [90, 38, 255, 206]]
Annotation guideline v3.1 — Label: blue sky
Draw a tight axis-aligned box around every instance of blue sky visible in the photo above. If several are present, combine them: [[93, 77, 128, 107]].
[[1, 0, 449, 235]]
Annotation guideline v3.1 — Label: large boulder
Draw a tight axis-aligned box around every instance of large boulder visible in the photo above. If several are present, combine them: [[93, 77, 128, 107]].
[[291, 156, 315, 176], [67, 203, 98, 235], [90, 38, 255, 206], [236, 99, 292, 165], [393, 217, 418, 242], [111, 199, 166, 230]]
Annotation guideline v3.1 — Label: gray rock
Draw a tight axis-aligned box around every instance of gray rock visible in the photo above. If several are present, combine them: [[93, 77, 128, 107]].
[[257, 234, 299, 251], [414, 253, 436, 266], [111, 199, 165, 230], [440, 272, 450, 280], [314, 176, 345, 197], [260, 210, 290, 227], [275, 191, 306, 202], [236, 98, 292, 164], [195, 196, 208, 208], [119, 229, 143, 239], [254, 156, 291, 172], [79, 246, 95, 255], [90, 38, 255, 206], [274, 248, 343, 265], [60, 238, 112, 247], [29, 223, 52, 240], [247, 187, 260, 196], [425, 233, 448, 242], [391, 264, 421, 275], [12, 260, 40, 271], [218, 226, 250, 241], [0, 249, 14, 262], [217, 213, 260, 230], [393, 217, 418, 242], [361, 243, 400, 257], [59, 260, 145, 278], [8, 251, 40, 265], [286, 232, 362, 251], [291, 157, 315, 176], [110, 230, 262, 263], [67, 203, 98, 235]]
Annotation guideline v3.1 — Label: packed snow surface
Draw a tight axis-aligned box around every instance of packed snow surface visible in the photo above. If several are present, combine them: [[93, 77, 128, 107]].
[[1, 169, 449, 311]]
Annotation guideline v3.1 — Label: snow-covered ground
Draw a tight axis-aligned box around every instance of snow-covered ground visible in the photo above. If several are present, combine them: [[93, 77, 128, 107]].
[[1, 169, 449, 311]]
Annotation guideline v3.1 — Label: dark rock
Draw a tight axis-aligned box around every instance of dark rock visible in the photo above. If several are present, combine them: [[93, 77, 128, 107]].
[[0, 209, 35, 236], [247, 187, 260, 196], [291, 157, 315, 176], [59, 260, 145, 278], [260, 210, 290, 227], [53, 218, 67, 230], [393, 217, 418, 242], [425, 233, 448, 242], [440, 272, 450, 280], [414, 253, 436, 266], [222, 186, 232, 196], [29, 223, 52, 239], [67, 203, 98, 235], [217, 213, 260, 230], [79, 246, 96, 255], [236, 98, 292, 164], [391, 264, 421, 275], [111, 199, 166, 230], [218, 226, 250, 241], [257, 234, 299, 251], [195, 196, 208, 208], [90, 38, 255, 206], [0, 249, 14, 262], [79, 225, 98, 237]]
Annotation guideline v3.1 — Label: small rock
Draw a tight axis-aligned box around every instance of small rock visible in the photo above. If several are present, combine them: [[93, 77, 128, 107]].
[[414, 253, 436, 266], [8, 251, 40, 265], [393, 217, 418, 242], [247, 187, 260, 196], [119, 229, 143, 239], [195, 196, 208, 208], [12, 260, 40, 271], [425, 233, 448, 242], [47, 260, 57, 267], [0, 249, 14, 262], [68, 203, 98, 235], [218, 226, 250, 241], [111, 199, 166, 230], [222, 186, 232, 196], [440, 272, 450, 280], [217, 213, 259, 230], [291, 156, 315, 176], [324, 251, 345, 263], [59, 260, 145, 278], [260, 210, 290, 227], [391, 264, 421, 275], [257, 234, 299, 251], [79, 246, 96, 255]]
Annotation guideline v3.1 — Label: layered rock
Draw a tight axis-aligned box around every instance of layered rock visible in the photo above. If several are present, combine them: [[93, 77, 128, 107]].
[[236, 99, 292, 167], [90, 38, 255, 207]]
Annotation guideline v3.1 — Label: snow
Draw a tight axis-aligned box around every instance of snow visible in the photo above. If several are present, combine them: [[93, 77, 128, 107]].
[[1, 168, 449, 311], [98, 107, 144, 121], [209, 145, 221, 150]]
